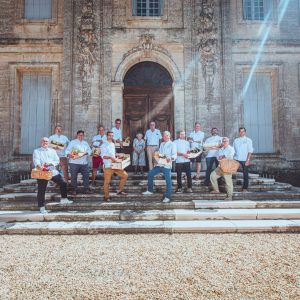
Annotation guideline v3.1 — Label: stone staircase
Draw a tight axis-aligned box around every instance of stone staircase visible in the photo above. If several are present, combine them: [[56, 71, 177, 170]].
[[0, 172, 300, 234]]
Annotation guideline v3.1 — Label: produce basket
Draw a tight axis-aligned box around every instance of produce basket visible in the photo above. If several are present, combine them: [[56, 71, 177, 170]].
[[111, 154, 131, 170], [31, 168, 53, 180], [219, 159, 240, 174]]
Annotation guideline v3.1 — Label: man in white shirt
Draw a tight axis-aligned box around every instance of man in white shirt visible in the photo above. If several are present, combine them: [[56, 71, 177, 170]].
[[66, 130, 92, 195], [144, 121, 162, 170], [204, 127, 223, 186], [100, 131, 128, 201], [210, 137, 235, 200], [91, 125, 107, 186], [188, 122, 205, 180], [174, 130, 192, 193], [142, 131, 177, 203], [33, 137, 72, 214], [111, 118, 123, 153], [48, 125, 70, 182], [233, 127, 254, 192]]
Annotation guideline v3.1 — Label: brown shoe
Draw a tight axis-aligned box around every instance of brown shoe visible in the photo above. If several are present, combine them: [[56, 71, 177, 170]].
[[224, 196, 233, 201], [210, 190, 221, 194], [241, 189, 248, 193], [104, 197, 112, 202]]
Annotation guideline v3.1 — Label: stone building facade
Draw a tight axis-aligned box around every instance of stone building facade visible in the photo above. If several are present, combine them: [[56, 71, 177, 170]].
[[0, 0, 300, 180]]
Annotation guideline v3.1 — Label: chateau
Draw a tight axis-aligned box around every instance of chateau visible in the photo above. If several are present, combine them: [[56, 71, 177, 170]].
[[0, 0, 300, 179]]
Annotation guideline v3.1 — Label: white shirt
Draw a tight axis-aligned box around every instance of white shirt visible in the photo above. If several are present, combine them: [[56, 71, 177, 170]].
[[158, 140, 177, 169], [205, 135, 223, 158], [101, 141, 116, 168], [66, 139, 92, 165], [189, 131, 205, 149], [92, 134, 107, 147], [217, 145, 235, 160], [144, 129, 162, 146], [48, 134, 69, 158], [32, 147, 59, 176], [111, 127, 122, 141], [233, 136, 254, 161], [174, 139, 191, 163]]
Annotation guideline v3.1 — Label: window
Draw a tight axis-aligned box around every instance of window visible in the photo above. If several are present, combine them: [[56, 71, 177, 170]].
[[24, 0, 52, 19], [21, 73, 52, 154], [243, 0, 272, 21], [132, 0, 163, 16], [243, 74, 274, 153]]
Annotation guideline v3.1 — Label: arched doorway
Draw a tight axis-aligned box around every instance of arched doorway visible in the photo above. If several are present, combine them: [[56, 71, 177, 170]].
[[123, 62, 174, 140]]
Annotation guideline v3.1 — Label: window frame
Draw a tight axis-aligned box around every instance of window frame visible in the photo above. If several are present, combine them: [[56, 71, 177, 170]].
[[15, 0, 58, 25], [237, 0, 278, 24], [9, 63, 60, 156], [132, 0, 164, 17], [127, 0, 168, 21]]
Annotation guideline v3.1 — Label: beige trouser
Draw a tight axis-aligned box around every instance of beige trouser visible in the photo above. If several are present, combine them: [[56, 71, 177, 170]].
[[146, 145, 159, 170], [103, 167, 128, 199], [210, 167, 233, 197]]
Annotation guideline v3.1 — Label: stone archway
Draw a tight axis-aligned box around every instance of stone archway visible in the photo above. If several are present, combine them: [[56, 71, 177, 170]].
[[122, 61, 174, 141], [111, 45, 185, 136]]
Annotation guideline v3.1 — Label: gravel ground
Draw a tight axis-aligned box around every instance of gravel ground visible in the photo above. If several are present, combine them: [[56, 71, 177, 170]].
[[0, 234, 299, 300]]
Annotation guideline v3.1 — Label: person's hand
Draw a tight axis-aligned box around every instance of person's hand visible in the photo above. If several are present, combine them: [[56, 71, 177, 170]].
[[166, 158, 171, 163], [183, 154, 189, 159], [111, 157, 117, 163], [245, 160, 250, 166], [116, 153, 124, 158]]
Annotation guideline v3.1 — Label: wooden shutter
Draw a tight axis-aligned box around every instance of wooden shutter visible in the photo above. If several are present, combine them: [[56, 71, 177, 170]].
[[21, 74, 52, 154], [243, 74, 274, 153]]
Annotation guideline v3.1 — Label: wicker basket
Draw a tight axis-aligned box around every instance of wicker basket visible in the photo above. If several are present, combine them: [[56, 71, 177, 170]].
[[31, 169, 53, 180], [219, 159, 240, 174]]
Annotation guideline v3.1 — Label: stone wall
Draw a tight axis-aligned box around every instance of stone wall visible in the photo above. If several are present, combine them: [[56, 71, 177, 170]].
[[0, 0, 300, 176]]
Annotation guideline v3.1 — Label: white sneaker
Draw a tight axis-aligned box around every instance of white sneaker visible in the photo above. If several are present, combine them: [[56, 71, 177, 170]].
[[162, 197, 171, 203], [142, 190, 153, 195], [60, 198, 73, 204], [40, 207, 48, 214]]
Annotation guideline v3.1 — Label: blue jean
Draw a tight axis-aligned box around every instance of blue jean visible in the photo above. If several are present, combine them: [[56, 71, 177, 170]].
[[69, 163, 89, 191], [147, 166, 172, 199], [238, 160, 249, 189]]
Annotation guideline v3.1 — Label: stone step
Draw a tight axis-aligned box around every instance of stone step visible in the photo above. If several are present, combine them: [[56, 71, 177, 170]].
[[2, 199, 300, 212], [46, 199, 300, 212], [0, 219, 299, 234], [1, 208, 300, 223], [1, 189, 300, 204], [2, 182, 291, 194]]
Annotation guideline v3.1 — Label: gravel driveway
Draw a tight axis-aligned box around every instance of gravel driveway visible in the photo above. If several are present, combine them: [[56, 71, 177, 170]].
[[0, 234, 299, 299]]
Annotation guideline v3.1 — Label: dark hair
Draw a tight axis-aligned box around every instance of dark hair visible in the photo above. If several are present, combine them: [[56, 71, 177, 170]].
[[239, 127, 246, 132], [97, 124, 104, 129], [54, 124, 62, 130], [115, 119, 121, 123], [211, 127, 218, 131], [106, 131, 113, 136], [195, 122, 200, 126], [77, 130, 84, 135]]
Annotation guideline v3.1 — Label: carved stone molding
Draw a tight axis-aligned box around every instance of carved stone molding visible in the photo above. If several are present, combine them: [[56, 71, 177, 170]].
[[197, 0, 218, 108], [75, 0, 98, 108], [123, 34, 172, 60]]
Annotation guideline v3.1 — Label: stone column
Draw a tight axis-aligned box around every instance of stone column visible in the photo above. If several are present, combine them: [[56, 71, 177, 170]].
[[173, 82, 185, 133], [111, 82, 124, 127]]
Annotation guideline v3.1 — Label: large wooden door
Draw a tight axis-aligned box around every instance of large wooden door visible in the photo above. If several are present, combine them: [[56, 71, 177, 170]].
[[123, 86, 174, 140], [123, 62, 174, 141]]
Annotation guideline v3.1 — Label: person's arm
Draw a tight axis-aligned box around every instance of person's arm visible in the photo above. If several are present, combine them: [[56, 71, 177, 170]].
[[85, 142, 92, 156], [170, 143, 177, 162], [245, 139, 254, 166], [33, 149, 42, 168]]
